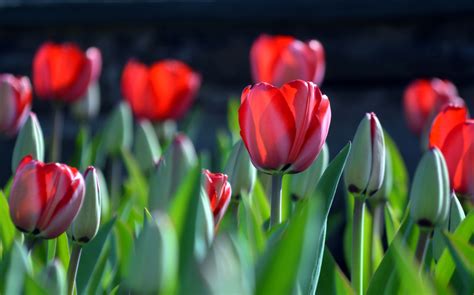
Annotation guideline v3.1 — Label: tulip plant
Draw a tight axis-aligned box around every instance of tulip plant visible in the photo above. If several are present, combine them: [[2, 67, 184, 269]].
[[0, 35, 472, 295]]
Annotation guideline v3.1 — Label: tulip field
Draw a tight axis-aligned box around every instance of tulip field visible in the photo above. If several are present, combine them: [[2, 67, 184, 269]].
[[0, 33, 473, 295]]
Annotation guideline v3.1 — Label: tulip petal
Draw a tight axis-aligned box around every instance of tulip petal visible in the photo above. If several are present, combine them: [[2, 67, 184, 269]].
[[291, 95, 331, 172], [429, 105, 468, 149], [239, 83, 295, 171], [86, 47, 102, 83], [307, 40, 326, 85], [272, 40, 311, 87], [250, 35, 295, 84]]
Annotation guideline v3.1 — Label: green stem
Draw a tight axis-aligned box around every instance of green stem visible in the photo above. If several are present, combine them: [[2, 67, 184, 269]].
[[67, 244, 82, 295], [110, 156, 121, 211], [369, 202, 384, 275], [415, 228, 431, 269], [269, 174, 283, 229], [352, 197, 365, 295], [50, 104, 63, 162]]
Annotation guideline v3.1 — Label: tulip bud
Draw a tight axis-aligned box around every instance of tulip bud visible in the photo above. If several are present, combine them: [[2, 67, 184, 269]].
[[102, 102, 132, 156], [40, 260, 66, 295], [202, 169, 232, 228], [96, 169, 110, 218], [224, 140, 256, 199], [290, 143, 329, 200], [410, 148, 450, 228], [0, 74, 32, 137], [70, 167, 101, 244], [126, 212, 178, 294], [70, 82, 100, 121], [344, 113, 386, 197], [11, 112, 44, 173], [371, 146, 393, 202], [148, 134, 197, 210], [133, 120, 161, 173]]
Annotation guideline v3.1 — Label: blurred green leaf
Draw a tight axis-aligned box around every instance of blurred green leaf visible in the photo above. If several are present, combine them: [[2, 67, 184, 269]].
[[121, 149, 148, 207], [0, 190, 15, 254], [441, 232, 474, 293], [239, 192, 266, 262], [251, 179, 270, 226], [298, 142, 351, 294], [384, 203, 401, 244], [24, 274, 49, 295], [76, 218, 116, 294], [384, 131, 409, 220], [435, 212, 474, 291], [227, 97, 240, 141], [5, 242, 32, 294], [316, 247, 354, 295], [114, 220, 134, 278], [56, 233, 69, 270]]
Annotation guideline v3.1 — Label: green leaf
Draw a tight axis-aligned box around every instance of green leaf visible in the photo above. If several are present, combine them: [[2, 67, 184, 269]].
[[384, 131, 409, 220], [121, 149, 148, 207], [56, 233, 69, 270], [441, 232, 474, 293], [435, 212, 474, 291], [251, 179, 270, 225], [0, 190, 15, 254], [384, 203, 401, 244], [227, 97, 240, 141], [24, 274, 49, 295], [239, 192, 266, 262], [76, 218, 116, 294], [316, 247, 354, 295], [298, 142, 351, 294], [5, 242, 32, 294], [114, 220, 134, 278]]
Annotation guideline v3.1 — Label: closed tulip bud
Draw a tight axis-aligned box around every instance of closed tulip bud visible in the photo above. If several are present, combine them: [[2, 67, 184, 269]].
[[126, 212, 178, 294], [290, 142, 329, 200], [344, 113, 386, 197], [96, 169, 110, 218], [0, 74, 32, 137], [133, 120, 161, 173], [148, 134, 197, 210], [224, 140, 256, 199], [202, 169, 232, 228], [9, 156, 85, 239], [410, 148, 450, 228], [102, 102, 132, 156], [40, 260, 66, 295], [371, 146, 393, 202], [70, 166, 101, 244], [11, 112, 44, 173]]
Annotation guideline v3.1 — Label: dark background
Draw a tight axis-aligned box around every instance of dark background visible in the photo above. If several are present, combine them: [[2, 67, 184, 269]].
[[1, 0, 474, 270]]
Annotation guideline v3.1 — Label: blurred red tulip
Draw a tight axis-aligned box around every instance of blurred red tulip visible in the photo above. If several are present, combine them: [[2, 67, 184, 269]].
[[9, 155, 85, 239], [403, 78, 463, 135], [86, 47, 102, 83], [429, 105, 474, 196], [250, 34, 325, 87], [203, 169, 232, 227], [33, 42, 94, 102], [121, 59, 201, 122], [239, 80, 331, 174], [0, 74, 32, 136]]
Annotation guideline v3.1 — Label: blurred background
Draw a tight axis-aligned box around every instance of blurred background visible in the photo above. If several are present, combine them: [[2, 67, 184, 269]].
[[1, 0, 474, 270]]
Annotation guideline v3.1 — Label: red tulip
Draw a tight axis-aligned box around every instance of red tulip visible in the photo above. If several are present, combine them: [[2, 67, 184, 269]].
[[9, 155, 85, 239], [250, 34, 325, 87], [33, 42, 94, 102], [121, 59, 201, 121], [239, 80, 331, 174], [202, 169, 232, 227], [403, 78, 463, 135], [429, 105, 474, 196], [0, 74, 32, 136]]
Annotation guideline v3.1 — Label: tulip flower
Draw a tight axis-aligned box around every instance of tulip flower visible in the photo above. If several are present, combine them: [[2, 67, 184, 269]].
[[344, 112, 386, 197], [343, 112, 385, 294], [70, 166, 101, 244], [33, 42, 95, 102], [202, 170, 232, 228], [409, 148, 450, 266], [121, 59, 201, 122], [11, 112, 45, 173], [250, 34, 325, 87], [9, 156, 85, 239], [403, 78, 463, 135], [239, 80, 331, 174], [0, 74, 32, 136], [429, 105, 473, 197], [148, 134, 198, 210]]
